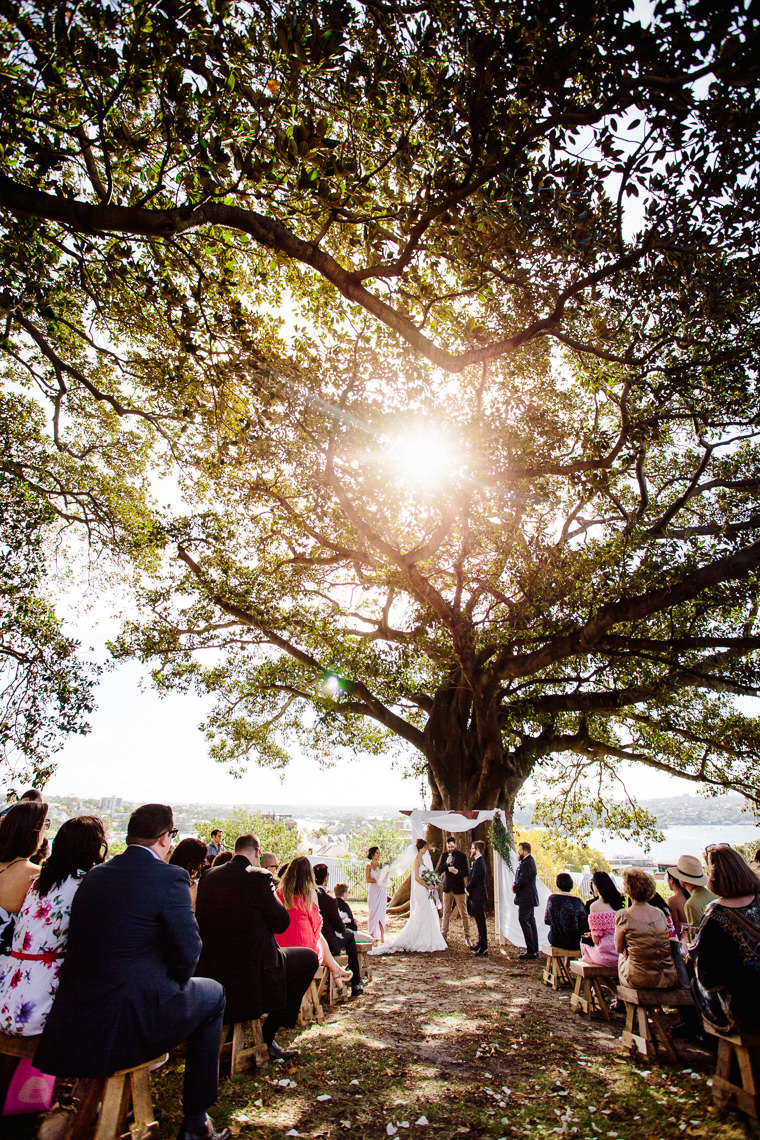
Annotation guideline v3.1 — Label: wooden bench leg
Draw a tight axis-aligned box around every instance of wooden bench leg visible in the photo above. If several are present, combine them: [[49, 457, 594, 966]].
[[129, 1066, 159, 1138], [591, 978, 611, 1021], [93, 1072, 129, 1140], [570, 974, 587, 1015], [622, 1003, 654, 1056], [66, 1079, 106, 1140], [713, 1038, 760, 1121], [648, 1009, 678, 1064], [230, 1020, 269, 1074]]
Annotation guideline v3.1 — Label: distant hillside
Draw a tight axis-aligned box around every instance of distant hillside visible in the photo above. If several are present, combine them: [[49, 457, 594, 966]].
[[514, 792, 756, 828]]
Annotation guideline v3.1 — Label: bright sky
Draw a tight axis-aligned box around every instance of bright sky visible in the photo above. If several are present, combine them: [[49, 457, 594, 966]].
[[44, 652, 427, 808]]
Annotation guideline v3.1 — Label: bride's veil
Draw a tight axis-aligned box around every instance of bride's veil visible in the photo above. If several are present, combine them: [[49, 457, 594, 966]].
[[377, 842, 416, 885]]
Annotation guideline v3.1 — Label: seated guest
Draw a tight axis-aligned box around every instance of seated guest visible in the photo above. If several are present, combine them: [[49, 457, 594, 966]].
[[334, 882, 356, 930], [196, 836, 318, 1062], [667, 854, 715, 927], [665, 871, 688, 937], [615, 868, 678, 989], [581, 871, 624, 967], [36, 803, 229, 1140], [260, 852, 279, 874], [333, 881, 373, 946], [313, 863, 364, 996], [211, 850, 233, 867], [544, 873, 588, 949], [646, 886, 677, 938], [689, 844, 760, 1033], [749, 848, 760, 883], [170, 838, 208, 910], [0, 788, 43, 820], [275, 857, 352, 991], [0, 816, 106, 1035], [0, 800, 49, 954]]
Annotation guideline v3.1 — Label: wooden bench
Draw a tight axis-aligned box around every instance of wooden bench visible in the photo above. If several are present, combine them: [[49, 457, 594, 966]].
[[569, 960, 618, 1019], [704, 1025, 760, 1122], [297, 966, 326, 1026], [0, 1033, 165, 1139], [356, 941, 373, 983], [219, 1019, 269, 1075], [617, 985, 694, 1063], [542, 945, 581, 989]]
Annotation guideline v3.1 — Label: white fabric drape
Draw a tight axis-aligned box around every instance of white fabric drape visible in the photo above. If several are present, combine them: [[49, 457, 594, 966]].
[[408, 809, 497, 839]]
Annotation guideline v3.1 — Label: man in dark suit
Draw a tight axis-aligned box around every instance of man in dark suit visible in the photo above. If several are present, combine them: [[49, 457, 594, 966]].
[[35, 803, 229, 1140], [512, 840, 540, 959], [466, 840, 489, 957], [436, 836, 471, 944], [313, 863, 363, 996], [195, 833, 318, 1060]]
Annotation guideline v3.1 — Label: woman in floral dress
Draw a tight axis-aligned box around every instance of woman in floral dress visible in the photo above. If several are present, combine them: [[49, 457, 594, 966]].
[[0, 815, 107, 1035]]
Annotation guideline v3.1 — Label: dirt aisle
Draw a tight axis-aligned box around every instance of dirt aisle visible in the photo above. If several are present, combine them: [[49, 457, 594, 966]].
[[191, 911, 739, 1140]]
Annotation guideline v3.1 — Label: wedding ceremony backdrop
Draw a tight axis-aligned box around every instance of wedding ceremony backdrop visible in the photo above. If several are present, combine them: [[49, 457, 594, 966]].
[[406, 809, 552, 950]]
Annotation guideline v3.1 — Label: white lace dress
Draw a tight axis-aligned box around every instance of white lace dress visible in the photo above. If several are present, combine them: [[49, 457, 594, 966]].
[[370, 852, 447, 955]]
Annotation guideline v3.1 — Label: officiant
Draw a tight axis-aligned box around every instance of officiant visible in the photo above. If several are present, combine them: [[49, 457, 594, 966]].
[[436, 836, 471, 944]]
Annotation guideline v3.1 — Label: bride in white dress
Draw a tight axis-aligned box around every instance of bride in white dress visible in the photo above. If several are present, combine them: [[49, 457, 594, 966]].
[[370, 839, 447, 954]]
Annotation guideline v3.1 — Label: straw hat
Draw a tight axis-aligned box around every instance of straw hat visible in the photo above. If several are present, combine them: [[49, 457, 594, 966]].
[[666, 854, 707, 886]]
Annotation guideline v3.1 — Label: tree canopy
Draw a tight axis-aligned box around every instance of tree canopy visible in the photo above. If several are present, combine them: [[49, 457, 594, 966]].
[[1, 0, 760, 831], [0, 451, 96, 785]]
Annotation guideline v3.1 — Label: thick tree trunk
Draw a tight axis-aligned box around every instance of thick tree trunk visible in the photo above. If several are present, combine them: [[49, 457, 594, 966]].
[[420, 682, 530, 904]]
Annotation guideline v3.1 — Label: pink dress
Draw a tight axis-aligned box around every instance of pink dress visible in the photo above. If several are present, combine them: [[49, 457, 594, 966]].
[[274, 891, 324, 962], [367, 866, 387, 940], [581, 909, 618, 967]]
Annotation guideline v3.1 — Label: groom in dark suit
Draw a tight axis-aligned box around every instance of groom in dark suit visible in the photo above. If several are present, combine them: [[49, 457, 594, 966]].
[[466, 840, 488, 957], [35, 803, 229, 1140], [513, 840, 540, 959]]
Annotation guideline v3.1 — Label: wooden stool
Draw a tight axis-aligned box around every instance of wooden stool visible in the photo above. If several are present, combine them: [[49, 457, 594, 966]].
[[57, 1055, 167, 1140], [704, 1026, 760, 1122], [219, 1019, 269, 1075], [569, 960, 618, 1019], [356, 942, 373, 983], [542, 946, 581, 989], [298, 967, 325, 1026], [0, 1033, 164, 1140], [617, 985, 694, 1063]]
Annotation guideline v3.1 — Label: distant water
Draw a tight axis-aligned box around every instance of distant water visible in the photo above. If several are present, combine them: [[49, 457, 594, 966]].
[[589, 823, 760, 864]]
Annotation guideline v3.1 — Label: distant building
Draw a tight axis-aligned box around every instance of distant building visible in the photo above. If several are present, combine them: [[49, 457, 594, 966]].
[[98, 796, 123, 813]]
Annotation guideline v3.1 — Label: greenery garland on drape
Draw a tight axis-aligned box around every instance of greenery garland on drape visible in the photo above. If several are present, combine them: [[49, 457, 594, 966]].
[[490, 812, 513, 870]]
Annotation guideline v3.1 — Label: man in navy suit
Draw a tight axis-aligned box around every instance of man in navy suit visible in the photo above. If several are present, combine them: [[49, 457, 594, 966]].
[[35, 803, 229, 1140], [466, 840, 489, 957], [512, 840, 540, 959]]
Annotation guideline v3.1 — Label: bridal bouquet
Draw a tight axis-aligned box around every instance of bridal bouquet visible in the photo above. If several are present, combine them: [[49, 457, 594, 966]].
[[420, 868, 443, 898]]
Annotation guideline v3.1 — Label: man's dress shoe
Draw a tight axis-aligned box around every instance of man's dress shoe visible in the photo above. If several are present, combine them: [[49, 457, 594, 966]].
[[475, 948, 488, 957], [176, 1115, 231, 1140], [518, 951, 538, 959], [351, 983, 364, 997], [268, 1040, 300, 1061]]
